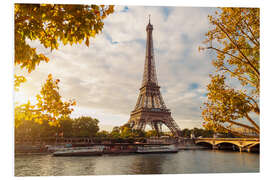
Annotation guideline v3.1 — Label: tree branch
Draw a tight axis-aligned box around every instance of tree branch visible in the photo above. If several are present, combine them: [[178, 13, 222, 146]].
[[228, 11, 259, 48], [243, 19, 260, 46], [245, 113, 260, 132], [207, 46, 246, 63], [219, 125, 254, 137], [215, 22, 260, 78], [242, 94, 260, 114], [239, 27, 259, 48], [227, 120, 259, 134], [220, 66, 257, 87]]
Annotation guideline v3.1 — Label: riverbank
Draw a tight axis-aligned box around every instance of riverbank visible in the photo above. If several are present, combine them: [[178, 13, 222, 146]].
[[15, 143, 209, 156]]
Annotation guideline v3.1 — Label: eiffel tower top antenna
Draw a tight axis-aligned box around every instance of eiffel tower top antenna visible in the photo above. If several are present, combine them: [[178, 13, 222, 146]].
[[149, 14, 151, 23]]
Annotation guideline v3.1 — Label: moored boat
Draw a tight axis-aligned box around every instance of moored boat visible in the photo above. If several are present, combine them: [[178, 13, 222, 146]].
[[53, 145, 105, 156], [136, 144, 178, 153]]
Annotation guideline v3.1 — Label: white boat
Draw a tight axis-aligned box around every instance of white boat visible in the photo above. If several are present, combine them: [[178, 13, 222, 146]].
[[46, 145, 66, 152], [53, 146, 105, 156], [136, 144, 178, 153]]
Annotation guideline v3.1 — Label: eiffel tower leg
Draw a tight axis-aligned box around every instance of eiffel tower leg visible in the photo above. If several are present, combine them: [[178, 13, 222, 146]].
[[129, 120, 135, 128], [159, 123, 162, 135], [138, 121, 143, 131], [163, 119, 180, 137], [153, 122, 160, 137], [141, 123, 146, 132], [136, 121, 141, 130]]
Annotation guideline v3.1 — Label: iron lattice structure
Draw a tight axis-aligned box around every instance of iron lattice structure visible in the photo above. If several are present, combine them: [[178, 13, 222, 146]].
[[128, 20, 181, 137]]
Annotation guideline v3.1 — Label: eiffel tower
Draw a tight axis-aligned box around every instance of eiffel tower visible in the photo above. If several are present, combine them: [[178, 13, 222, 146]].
[[128, 18, 181, 137]]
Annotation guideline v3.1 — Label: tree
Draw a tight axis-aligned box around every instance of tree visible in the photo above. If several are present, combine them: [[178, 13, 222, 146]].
[[15, 118, 58, 141], [72, 116, 99, 137], [110, 126, 121, 138], [145, 130, 158, 138], [58, 117, 74, 137], [14, 74, 76, 127], [200, 8, 260, 137], [120, 124, 133, 138], [96, 130, 110, 138], [14, 4, 114, 126], [131, 129, 146, 138], [181, 128, 191, 138]]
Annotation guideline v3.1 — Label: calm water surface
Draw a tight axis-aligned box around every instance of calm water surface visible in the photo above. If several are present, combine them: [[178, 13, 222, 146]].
[[15, 150, 259, 176]]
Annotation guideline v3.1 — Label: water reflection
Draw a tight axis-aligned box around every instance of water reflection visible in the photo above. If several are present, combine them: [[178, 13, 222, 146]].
[[130, 154, 169, 174], [15, 150, 259, 176]]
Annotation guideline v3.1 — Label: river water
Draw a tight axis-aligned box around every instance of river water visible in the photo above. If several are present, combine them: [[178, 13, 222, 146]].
[[15, 150, 259, 176]]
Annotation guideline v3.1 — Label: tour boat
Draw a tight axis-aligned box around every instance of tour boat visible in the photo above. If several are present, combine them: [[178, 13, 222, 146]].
[[53, 145, 105, 156], [136, 144, 178, 153]]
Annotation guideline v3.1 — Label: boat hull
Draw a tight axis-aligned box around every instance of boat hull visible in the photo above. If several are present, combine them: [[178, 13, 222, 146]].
[[136, 145, 179, 154], [53, 145, 105, 156], [136, 150, 178, 154], [53, 152, 103, 156]]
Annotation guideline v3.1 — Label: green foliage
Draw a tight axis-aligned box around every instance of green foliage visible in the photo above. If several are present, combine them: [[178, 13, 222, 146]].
[[120, 124, 133, 138], [145, 130, 159, 138], [15, 116, 100, 140], [58, 117, 74, 137], [110, 126, 121, 138], [118, 124, 146, 139], [201, 8, 260, 137], [96, 130, 110, 138], [15, 118, 58, 140], [181, 128, 191, 138], [72, 116, 99, 137], [180, 128, 214, 138], [132, 129, 146, 138]]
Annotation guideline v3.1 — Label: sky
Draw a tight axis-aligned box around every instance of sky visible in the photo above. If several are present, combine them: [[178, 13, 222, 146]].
[[14, 5, 219, 131]]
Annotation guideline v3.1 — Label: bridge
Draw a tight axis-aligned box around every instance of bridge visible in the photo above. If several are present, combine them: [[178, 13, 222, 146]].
[[194, 138, 260, 152]]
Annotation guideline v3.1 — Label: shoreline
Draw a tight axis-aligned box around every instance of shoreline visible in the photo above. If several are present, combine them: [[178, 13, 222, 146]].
[[15, 144, 210, 156]]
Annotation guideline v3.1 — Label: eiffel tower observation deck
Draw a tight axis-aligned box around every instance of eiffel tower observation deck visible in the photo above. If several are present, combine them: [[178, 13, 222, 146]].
[[128, 17, 181, 137]]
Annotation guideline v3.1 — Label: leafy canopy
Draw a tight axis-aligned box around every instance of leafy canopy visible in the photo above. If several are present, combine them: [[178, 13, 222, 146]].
[[15, 3, 114, 73], [72, 116, 100, 137], [15, 116, 100, 139]]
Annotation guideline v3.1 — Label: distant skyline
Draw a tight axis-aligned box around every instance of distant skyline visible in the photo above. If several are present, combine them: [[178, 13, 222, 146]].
[[14, 6, 218, 131]]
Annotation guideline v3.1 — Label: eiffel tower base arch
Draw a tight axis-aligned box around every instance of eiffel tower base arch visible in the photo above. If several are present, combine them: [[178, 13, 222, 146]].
[[129, 109, 181, 137]]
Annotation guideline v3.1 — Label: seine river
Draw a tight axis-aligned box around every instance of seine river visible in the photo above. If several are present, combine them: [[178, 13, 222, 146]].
[[15, 150, 259, 176]]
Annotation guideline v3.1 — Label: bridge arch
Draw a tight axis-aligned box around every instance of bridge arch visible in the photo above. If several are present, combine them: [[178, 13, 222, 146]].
[[247, 142, 260, 153], [247, 142, 260, 148], [195, 141, 213, 148], [215, 141, 242, 147], [215, 142, 242, 151], [195, 140, 214, 145]]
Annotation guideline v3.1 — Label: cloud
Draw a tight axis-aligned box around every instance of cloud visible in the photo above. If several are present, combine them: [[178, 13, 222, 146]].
[[15, 6, 218, 130]]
